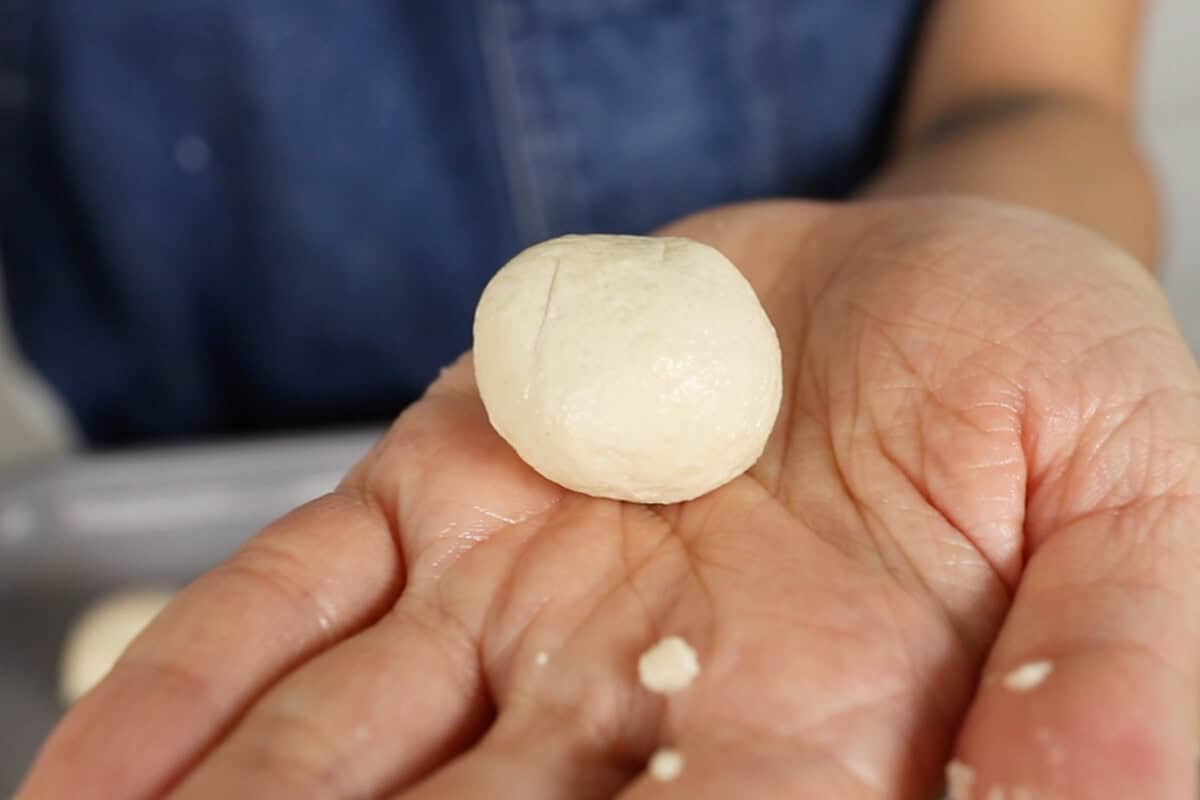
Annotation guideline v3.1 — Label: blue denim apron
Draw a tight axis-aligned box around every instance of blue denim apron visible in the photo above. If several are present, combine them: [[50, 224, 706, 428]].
[[0, 1, 925, 444]]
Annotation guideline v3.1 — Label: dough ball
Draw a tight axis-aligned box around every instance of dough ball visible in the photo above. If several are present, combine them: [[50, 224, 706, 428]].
[[638, 635, 699, 693], [473, 234, 782, 504], [59, 588, 174, 705]]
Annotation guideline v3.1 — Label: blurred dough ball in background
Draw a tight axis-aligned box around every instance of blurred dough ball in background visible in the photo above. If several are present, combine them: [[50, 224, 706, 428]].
[[58, 588, 175, 706]]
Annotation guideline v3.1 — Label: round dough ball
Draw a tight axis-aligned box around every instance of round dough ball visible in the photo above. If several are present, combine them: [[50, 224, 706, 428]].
[[59, 588, 174, 705], [474, 234, 782, 503]]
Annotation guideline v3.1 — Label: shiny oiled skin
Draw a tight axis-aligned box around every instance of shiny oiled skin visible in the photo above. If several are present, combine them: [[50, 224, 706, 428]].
[[19, 198, 1200, 799]]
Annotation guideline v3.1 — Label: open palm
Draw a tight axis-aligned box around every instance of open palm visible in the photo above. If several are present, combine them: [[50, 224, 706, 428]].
[[21, 199, 1200, 799]]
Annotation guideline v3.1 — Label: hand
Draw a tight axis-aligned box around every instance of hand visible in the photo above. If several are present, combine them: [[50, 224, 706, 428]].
[[20, 198, 1200, 799]]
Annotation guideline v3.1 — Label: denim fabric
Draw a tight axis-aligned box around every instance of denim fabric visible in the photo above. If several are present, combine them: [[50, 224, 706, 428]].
[[1, 1, 925, 444]]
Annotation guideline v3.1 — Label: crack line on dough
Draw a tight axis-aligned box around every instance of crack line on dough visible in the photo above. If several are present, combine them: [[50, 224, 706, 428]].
[[528, 256, 563, 398]]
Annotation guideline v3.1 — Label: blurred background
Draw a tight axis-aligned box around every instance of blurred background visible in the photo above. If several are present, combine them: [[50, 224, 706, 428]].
[[1147, 0, 1200, 354], [0, 0, 1197, 793]]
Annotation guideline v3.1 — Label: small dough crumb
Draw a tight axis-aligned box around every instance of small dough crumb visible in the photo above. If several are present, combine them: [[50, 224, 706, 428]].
[[535, 651, 549, 667], [638, 635, 699, 693], [648, 748, 685, 781], [946, 759, 975, 800], [1002, 659, 1054, 692]]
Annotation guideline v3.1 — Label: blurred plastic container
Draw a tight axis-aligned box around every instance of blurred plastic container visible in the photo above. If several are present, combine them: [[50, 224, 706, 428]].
[[0, 428, 379, 792]]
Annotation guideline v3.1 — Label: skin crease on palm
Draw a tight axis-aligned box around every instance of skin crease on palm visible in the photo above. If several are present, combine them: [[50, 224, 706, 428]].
[[19, 198, 1200, 800]]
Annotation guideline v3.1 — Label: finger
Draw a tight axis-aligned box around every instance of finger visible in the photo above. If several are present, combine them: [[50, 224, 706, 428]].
[[389, 672, 644, 800], [18, 489, 402, 800], [615, 733, 887, 800], [952, 403, 1200, 798], [387, 720, 635, 800], [389, 556, 669, 800], [353, 353, 564, 597], [162, 354, 563, 798], [170, 596, 491, 798]]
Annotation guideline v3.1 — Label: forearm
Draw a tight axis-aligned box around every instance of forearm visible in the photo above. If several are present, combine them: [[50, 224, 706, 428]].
[[865, 94, 1159, 267]]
